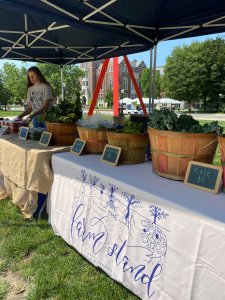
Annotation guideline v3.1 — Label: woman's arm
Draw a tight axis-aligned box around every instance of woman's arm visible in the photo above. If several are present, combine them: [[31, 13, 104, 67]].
[[17, 102, 32, 119], [28, 99, 51, 120]]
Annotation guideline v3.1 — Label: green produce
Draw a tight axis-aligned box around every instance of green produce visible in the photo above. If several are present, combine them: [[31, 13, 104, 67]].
[[114, 119, 143, 134], [149, 109, 223, 134], [46, 92, 82, 123]]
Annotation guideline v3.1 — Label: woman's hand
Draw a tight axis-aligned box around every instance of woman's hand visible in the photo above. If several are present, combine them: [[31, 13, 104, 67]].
[[24, 116, 33, 124], [14, 117, 22, 121]]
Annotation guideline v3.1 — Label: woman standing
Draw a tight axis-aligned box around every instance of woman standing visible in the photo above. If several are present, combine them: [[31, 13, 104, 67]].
[[16, 66, 53, 128]]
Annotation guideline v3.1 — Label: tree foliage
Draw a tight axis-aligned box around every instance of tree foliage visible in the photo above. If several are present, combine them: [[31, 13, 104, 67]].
[[105, 88, 113, 107], [1, 63, 27, 105], [163, 38, 225, 111], [36, 63, 85, 101], [0, 73, 11, 110], [0, 62, 85, 107], [140, 69, 161, 98]]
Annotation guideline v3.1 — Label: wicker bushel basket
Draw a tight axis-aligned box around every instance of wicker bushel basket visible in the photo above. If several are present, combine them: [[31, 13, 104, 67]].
[[77, 126, 107, 153], [218, 136, 225, 192], [106, 132, 149, 164], [148, 127, 218, 180], [46, 122, 78, 146]]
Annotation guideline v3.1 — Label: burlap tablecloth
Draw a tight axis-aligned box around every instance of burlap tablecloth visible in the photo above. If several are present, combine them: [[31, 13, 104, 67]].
[[0, 134, 70, 218]]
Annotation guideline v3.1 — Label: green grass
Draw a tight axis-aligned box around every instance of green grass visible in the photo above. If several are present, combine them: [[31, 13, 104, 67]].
[[0, 111, 23, 118], [0, 278, 9, 300], [0, 199, 138, 300]]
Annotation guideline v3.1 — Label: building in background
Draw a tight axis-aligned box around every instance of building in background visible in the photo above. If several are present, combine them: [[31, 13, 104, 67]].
[[156, 66, 164, 76], [80, 60, 103, 105], [80, 58, 147, 107]]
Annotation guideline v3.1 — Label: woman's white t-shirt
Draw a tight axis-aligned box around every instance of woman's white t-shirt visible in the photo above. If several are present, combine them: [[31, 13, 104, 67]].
[[27, 83, 53, 112]]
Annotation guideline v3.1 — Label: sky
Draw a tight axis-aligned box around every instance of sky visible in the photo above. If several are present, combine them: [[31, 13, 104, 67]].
[[0, 33, 224, 69], [128, 33, 225, 67]]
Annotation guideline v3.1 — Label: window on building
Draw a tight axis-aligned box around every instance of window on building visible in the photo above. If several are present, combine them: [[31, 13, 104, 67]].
[[134, 73, 139, 86], [108, 78, 113, 89], [123, 77, 128, 90], [99, 94, 104, 101]]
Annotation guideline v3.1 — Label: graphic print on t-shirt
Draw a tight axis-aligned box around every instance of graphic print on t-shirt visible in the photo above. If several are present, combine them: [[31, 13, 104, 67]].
[[27, 83, 53, 112], [30, 90, 44, 111]]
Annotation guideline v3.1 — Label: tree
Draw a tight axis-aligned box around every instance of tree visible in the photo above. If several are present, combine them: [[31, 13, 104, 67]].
[[1, 63, 27, 105], [140, 69, 161, 98], [163, 38, 225, 112], [105, 89, 113, 107], [0, 73, 11, 110], [36, 63, 85, 101]]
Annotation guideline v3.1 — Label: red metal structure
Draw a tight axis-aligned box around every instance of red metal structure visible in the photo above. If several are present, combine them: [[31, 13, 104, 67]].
[[88, 56, 147, 116]]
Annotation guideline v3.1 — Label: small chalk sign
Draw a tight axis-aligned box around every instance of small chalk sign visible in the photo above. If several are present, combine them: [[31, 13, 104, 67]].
[[39, 131, 52, 146], [0, 126, 9, 135], [71, 138, 86, 156], [19, 127, 29, 140], [184, 161, 223, 194], [101, 144, 121, 166]]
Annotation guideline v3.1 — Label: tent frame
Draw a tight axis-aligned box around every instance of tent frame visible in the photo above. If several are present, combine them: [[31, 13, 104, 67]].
[[1, 1, 225, 64]]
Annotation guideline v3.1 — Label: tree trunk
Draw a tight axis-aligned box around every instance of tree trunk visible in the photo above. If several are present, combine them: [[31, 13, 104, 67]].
[[203, 95, 207, 112], [4, 104, 7, 111], [188, 101, 192, 113]]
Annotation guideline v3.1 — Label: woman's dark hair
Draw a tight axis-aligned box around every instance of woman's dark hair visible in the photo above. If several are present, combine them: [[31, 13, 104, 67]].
[[27, 66, 51, 89]]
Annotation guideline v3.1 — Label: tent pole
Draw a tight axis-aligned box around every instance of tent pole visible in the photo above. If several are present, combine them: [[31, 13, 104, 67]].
[[60, 65, 64, 101], [113, 57, 119, 117], [149, 48, 153, 113], [152, 44, 157, 110]]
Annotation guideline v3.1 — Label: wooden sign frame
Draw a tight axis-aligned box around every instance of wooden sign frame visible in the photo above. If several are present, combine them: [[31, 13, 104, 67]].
[[19, 127, 29, 140], [39, 131, 52, 146], [184, 161, 223, 194], [71, 138, 86, 156], [0, 126, 9, 135], [101, 144, 121, 167]]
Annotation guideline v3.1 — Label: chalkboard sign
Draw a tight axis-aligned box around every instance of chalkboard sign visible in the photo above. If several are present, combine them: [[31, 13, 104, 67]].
[[39, 131, 52, 146], [101, 144, 121, 166], [0, 126, 9, 135], [184, 161, 223, 194], [71, 138, 86, 156], [19, 127, 29, 140]]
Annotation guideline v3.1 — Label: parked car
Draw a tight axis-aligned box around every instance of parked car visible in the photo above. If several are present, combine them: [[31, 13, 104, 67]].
[[123, 107, 138, 115], [138, 107, 151, 115], [122, 104, 138, 115]]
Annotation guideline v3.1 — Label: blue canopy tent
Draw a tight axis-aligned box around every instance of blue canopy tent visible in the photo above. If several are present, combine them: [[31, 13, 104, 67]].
[[0, 0, 225, 64], [0, 0, 225, 102]]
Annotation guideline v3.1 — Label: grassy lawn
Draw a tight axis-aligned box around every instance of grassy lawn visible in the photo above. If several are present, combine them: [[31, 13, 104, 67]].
[[0, 278, 9, 299], [0, 199, 138, 300], [0, 111, 23, 118]]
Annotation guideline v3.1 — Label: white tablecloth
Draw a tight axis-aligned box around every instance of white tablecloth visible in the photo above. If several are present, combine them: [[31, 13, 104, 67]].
[[48, 153, 225, 300]]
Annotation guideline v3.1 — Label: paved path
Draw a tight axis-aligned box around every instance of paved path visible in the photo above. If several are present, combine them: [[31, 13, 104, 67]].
[[84, 110, 225, 121], [187, 113, 225, 121]]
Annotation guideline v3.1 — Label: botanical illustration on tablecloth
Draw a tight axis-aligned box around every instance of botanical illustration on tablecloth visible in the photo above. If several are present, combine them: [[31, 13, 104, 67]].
[[70, 169, 170, 299], [122, 192, 143, 228], [141, 205, 168, 264]]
